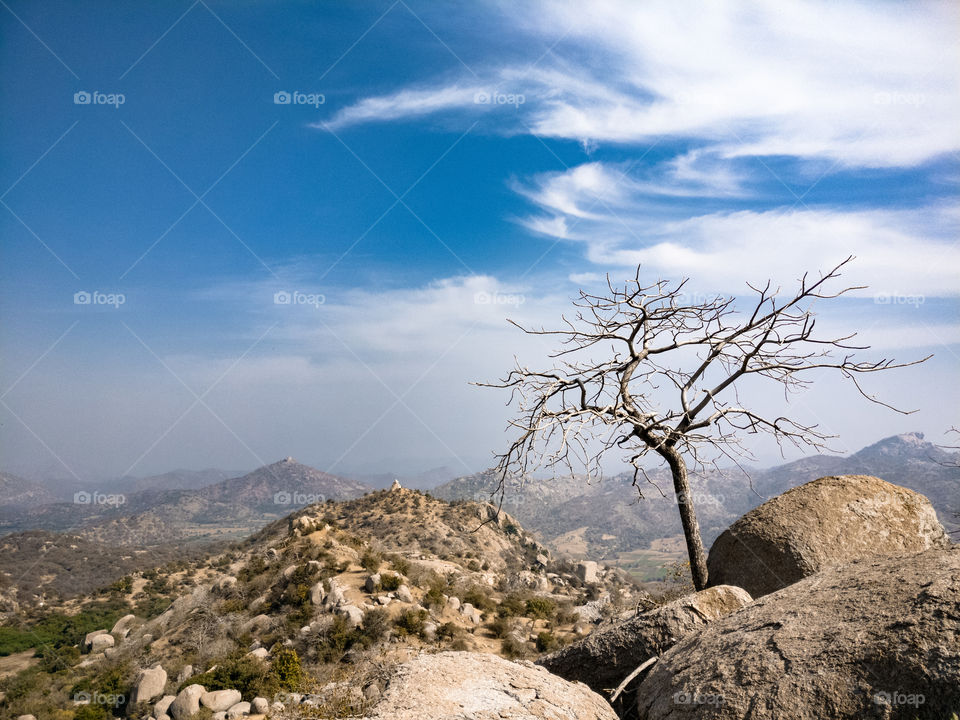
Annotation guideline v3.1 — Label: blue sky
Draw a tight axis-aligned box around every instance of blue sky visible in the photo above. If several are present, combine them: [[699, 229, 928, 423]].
[[1, 0, 958, 482]]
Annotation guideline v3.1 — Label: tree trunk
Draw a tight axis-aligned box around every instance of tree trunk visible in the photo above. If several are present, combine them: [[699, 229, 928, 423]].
[[662, 448, 709, 590]]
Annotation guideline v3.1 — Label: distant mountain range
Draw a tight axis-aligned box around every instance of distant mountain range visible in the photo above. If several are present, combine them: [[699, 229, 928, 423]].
[[433, 432, 959, 577], [0, 458, 371, 544]]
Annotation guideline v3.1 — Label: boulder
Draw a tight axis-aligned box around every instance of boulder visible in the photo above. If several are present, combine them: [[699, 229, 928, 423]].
[[246, 647, 269, 661], [226, 701, 250, 718], [637, 546, 960, 719], [396, 584, 414, 603], [201, 689, 242, 712], [358, 651, 618, 719], [310, 581, 325, 605], [111, 613, 137, 637], [169, 684, 206, 720], [239, 614, 273, 635], [83, 629, 108, 651], [130, 663, 167, 704], [325, 579, 346, 609], [338, 604, 364, 628], [538, 585, 752, 695], [251, 697, 269, 714], [16, 715, 37, 720], [176, 666, 193, 684], [154, 695, 176, 717], [576, 561, 599, 583], [90, 633, 115, 653], [390, 478, 402, 491], [365, 573, 381, 593], [707, 474, 950, 597], [446, 596, 460, 612]]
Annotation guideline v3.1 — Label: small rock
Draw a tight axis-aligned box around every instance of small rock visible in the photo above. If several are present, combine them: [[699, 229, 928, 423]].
[[446, 596, 460, 612], [251, 697, 269, 714], [83, 629, 108, 652], [111, 613, 137, 637], [310, 581, 326, 605], [90, 633, 115, 653], [576, 561, 599, 584], [365, 573, 381, 593], [226, 701, 250, 718], [396, 584, 414, 603], [338, 604, 364, 628], [246, 647, 269, 661], [176, 665, 193, 683], [155, 695, 176, 717], [390, 478, 402, 491], [169, 684, 206, 720], [130, 663, 167, 705], [201, 689, 242, 712]]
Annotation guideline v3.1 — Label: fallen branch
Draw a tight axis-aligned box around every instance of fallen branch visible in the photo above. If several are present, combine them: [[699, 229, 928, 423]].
[[610, 655, 659, 703]]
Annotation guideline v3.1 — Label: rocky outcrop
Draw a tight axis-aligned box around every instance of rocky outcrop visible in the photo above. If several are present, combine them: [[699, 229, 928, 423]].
[[111, 613, 137, 637], [360, 651, 618, 719], [130, 663, 167, 705], [637, 546, 960, 719], [707, 474, 950, 597], [537, 585, 752, 695], [90, 633, 115, 653]]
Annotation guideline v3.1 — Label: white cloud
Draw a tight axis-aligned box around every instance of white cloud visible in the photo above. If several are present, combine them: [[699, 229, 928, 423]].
[[518, 161, 960, 297], [322, 0, 959, 167]]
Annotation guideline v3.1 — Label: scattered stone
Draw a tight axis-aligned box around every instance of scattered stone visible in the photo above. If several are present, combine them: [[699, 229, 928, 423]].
[[637, 546, 960, 719], [396, 584, 414, 603], [422, 621, 437, 642], [83, 629, 108, 652], [201, 689, 242, 712], [365, 573, 381, 593], [130, 663, 167, 705], [155, 695, 176, 717], [169, 684, 206, 720], [251, 697, 269, 714], [538, 585, 753, 695], [239, 614, 273, 635], [282, 564, 298, 580], [246, 647, 269, 661], [111, 613, 137, 637], [90, 633, 115, 653], [576, 561, 599, 583], [338, 604, 364, 628], [707, 474, 952, 597], [446, 596, 460, 612], [226, 701, 250, 718]]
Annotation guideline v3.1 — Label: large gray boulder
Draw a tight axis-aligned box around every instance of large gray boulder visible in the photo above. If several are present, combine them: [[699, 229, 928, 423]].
[[538, 585, 752, 695], [637, 546, 960, 719], [130, 663, 167, 705], [360, 651, 617, 719], [111, 613, 137, 637], [708, 474, 950, 597], [169, 684, 206, 720]]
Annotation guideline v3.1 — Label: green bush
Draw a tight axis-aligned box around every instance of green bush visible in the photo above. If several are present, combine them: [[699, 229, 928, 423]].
[[461, 586, 495, 612], [360, 550, 382, 573], [271, 647, 303, 690], [496, 592, 528, 618], [524, 597, 556, 620], [535, 631, 560, 652], [487, 616, 512, 639], [500, 634, 528, 659], [315, 615, 359, 663], [387, 554, 411, 576], [379, 573, 402, 592], [392, 609, 428, 639], [184, 654, 275, 697]]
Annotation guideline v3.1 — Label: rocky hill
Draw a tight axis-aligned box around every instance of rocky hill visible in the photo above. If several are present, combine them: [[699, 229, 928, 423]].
[[0, 486, 643, 718], [0, 471, 58, 508], [434, 432, 960, 579]]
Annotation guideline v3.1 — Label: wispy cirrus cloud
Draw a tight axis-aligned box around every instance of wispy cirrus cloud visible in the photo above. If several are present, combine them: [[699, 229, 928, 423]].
[[320, 0, 959, 167]]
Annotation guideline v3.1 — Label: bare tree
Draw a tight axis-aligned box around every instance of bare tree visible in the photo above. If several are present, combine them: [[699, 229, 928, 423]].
[[479, 257, 927, 590]]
